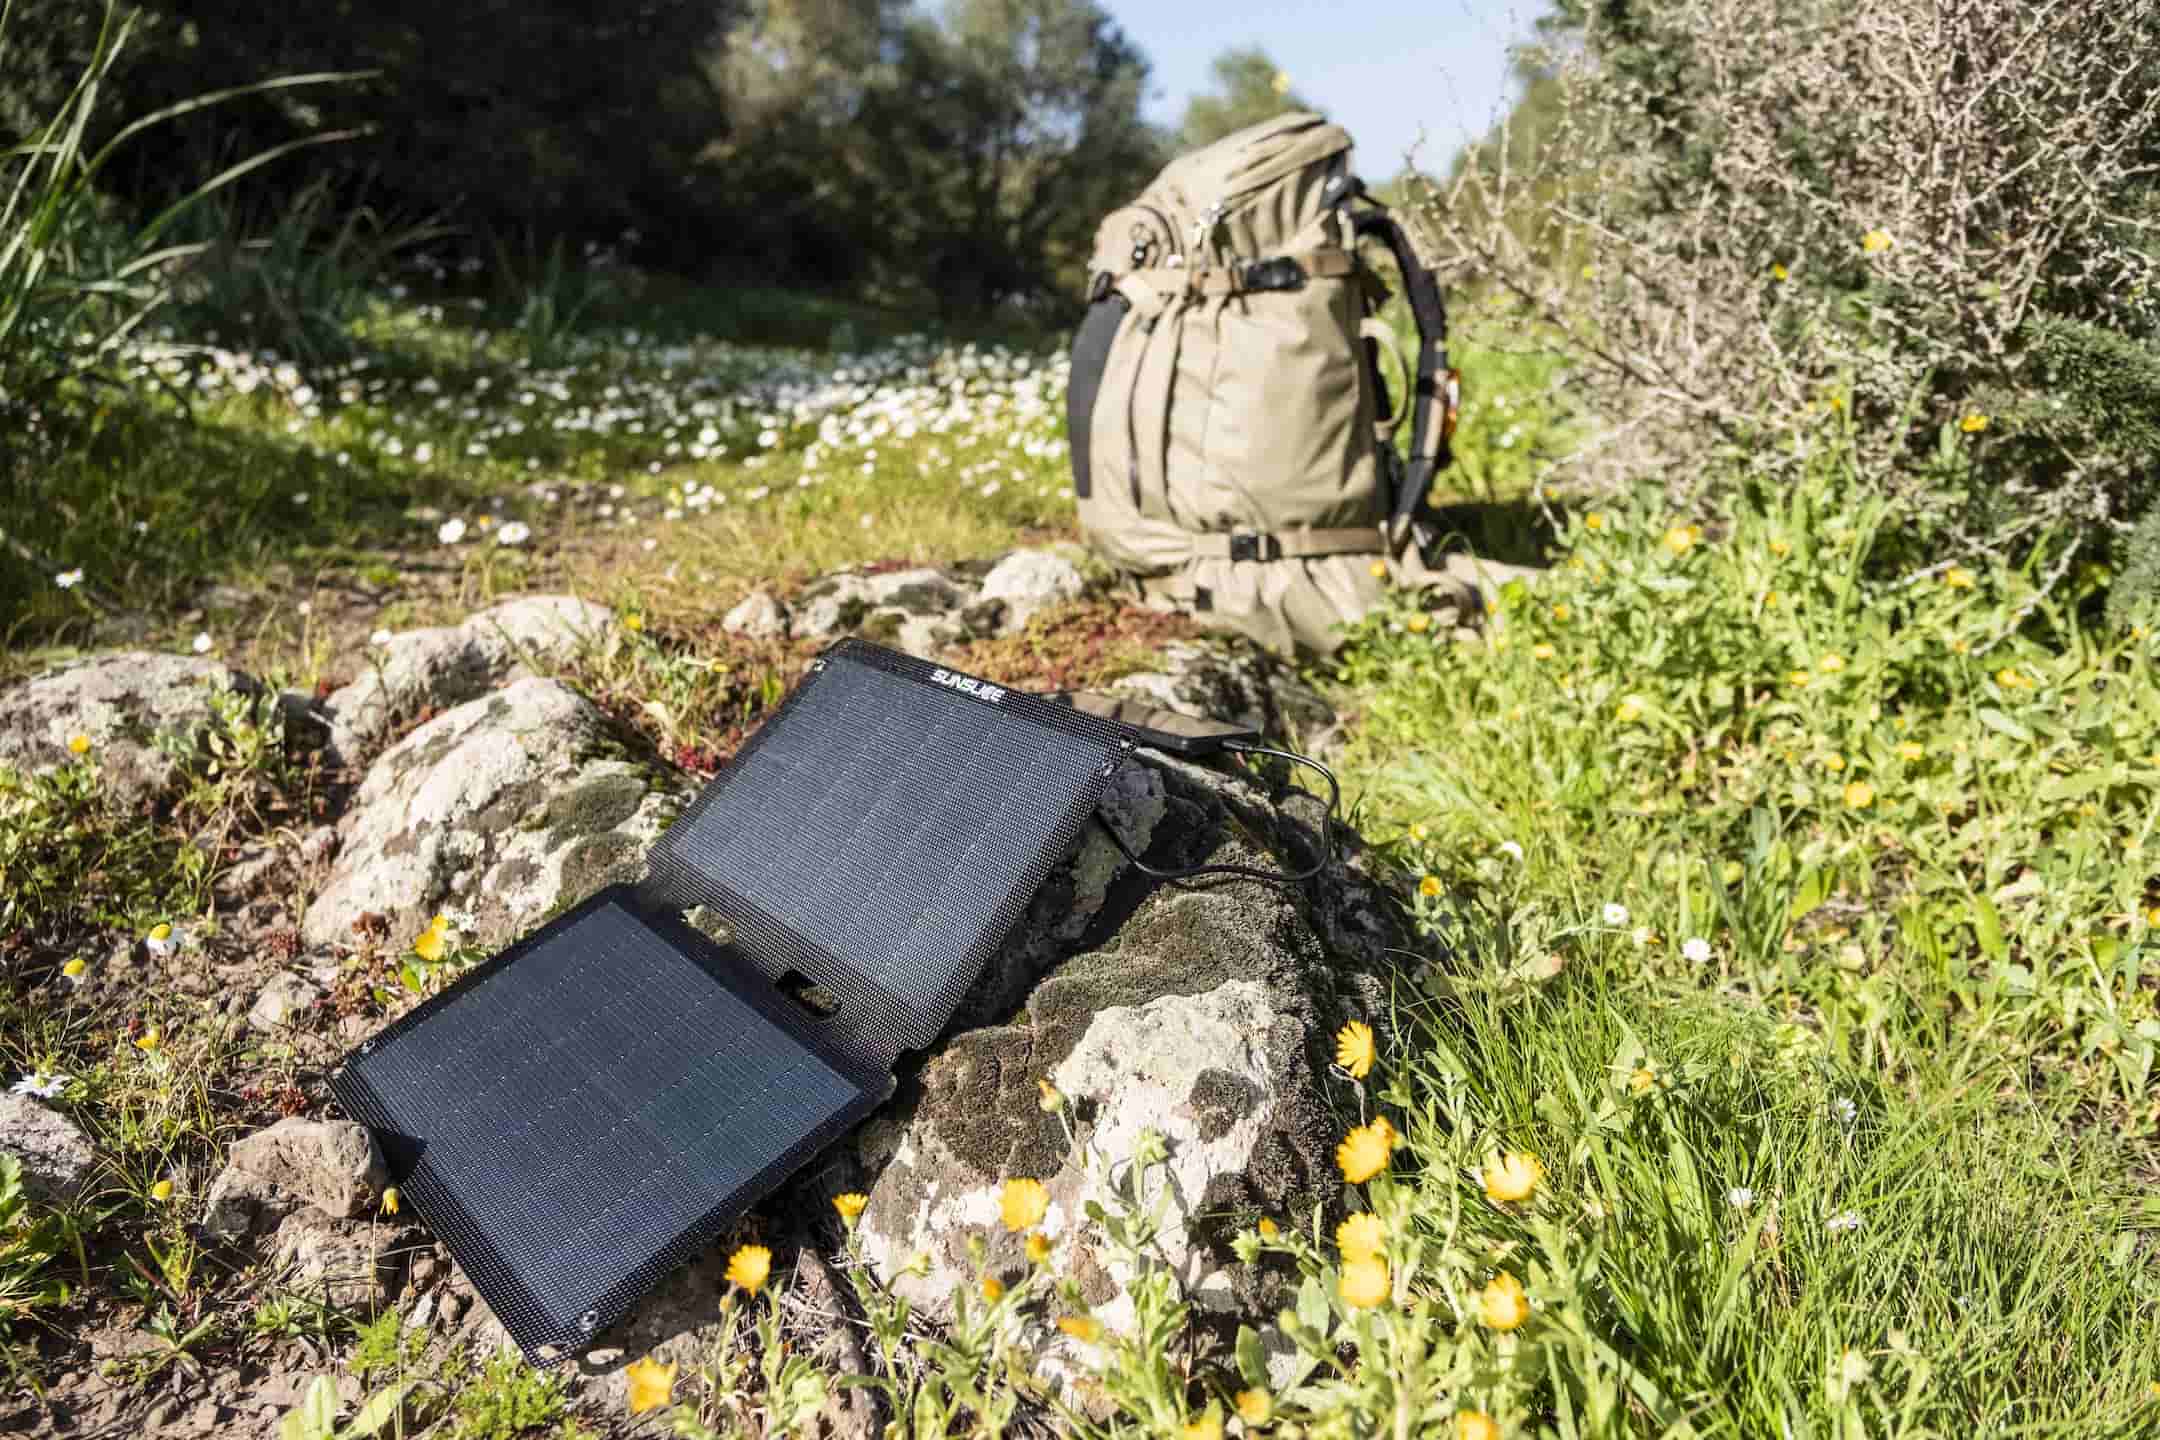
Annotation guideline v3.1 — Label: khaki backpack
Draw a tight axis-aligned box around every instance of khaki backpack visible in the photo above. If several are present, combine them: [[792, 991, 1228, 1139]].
[[1067, 112, 1460, 656]]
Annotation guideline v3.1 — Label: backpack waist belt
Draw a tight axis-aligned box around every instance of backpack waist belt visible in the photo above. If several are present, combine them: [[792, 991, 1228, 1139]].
[[1124, 247, 1355, 303], [1181, 526, 1383, 562]]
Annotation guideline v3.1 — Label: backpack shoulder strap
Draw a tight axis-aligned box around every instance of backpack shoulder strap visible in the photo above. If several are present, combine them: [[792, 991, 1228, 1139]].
[[1330, 177, 1458, 547]]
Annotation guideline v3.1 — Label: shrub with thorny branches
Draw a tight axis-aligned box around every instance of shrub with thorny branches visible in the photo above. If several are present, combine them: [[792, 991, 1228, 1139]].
[[1410, 0, 2160, 603]]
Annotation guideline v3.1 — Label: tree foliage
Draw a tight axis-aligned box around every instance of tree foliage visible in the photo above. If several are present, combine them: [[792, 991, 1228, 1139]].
[[0, 0, 1165, 313], [1176, 46, 1309, 152]]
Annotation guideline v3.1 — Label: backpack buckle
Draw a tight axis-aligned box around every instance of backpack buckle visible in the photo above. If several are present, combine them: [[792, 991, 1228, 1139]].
[[1237, 257, 1307, 293], [1228, 533, 1281, 562]]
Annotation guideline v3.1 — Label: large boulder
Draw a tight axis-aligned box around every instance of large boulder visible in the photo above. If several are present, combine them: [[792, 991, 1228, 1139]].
[[301, 677, 682, 951], [0, 651, 249, 807], [322, 595, 613, 763], [846, 749, 1404, 1333]]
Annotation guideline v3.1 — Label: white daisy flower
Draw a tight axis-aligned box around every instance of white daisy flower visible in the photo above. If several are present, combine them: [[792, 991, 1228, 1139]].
[[10, 1070, 69, 1099], [56, 569, 83, 589], [1727, 1186, 1755, 1210], [192, 632, 212, 654], [495, 522, 531, 547], [1682, 936, 1713, 964], [1498, 841, 1525, 862], [1602, 902, 1630, 927], [438, 518, 468, 545]]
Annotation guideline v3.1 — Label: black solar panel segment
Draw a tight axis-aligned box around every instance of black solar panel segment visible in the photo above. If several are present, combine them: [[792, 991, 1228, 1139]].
[[330, 889, 886, 1360]]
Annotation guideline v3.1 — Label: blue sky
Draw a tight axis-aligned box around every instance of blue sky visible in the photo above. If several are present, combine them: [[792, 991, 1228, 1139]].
[[1103, 0, 1548, 175]]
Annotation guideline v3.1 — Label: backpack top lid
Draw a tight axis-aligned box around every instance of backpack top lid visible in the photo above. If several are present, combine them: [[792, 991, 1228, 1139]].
[[1096, 111, 1355, 271]]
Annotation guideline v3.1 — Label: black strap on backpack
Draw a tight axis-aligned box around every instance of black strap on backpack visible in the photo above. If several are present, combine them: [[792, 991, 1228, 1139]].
[[1325, 174, 1458, 548]]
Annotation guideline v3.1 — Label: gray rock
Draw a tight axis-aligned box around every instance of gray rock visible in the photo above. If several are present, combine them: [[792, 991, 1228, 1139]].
[[0, 1092, 97, 1208], [789, 574, 874, 640], [247, 973, 322, 1032], [847, 748, 1402, 1334], [270, 1209, 390, 1308], [324, 595, 612, 762], [0, 652, 249, 807], [791, 569, 967, 641], [1109, 640, 1335, 745], [201, 1117, 386, 1243], [301, 677, 682, 951], [721, 590, 789, 640], [976, 549, 1085, 635]]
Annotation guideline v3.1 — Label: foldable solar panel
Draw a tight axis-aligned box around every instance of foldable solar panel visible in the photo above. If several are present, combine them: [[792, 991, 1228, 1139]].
[[329, 640, 1136, 1361]]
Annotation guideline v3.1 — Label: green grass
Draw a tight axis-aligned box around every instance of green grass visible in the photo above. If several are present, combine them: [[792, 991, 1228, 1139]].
[[4, 244, 2157, 1433]]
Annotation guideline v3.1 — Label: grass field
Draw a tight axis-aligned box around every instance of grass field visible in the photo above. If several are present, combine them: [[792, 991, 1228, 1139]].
[[5, 277, 2159, 1436]]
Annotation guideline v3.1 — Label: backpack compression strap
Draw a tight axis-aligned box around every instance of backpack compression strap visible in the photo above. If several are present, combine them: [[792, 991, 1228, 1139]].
[[1338, 194, 1457, 547]]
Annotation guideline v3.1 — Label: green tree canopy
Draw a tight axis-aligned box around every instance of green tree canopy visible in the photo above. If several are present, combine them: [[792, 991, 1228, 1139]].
[[1176, 45, 1310, 152]]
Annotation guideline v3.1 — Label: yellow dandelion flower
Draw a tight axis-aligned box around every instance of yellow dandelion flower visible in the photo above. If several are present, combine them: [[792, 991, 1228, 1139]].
[[1406, 613, 1432, 634], [1787, 670, 1812, 689], [1419, 874, 1441, 898], [62, 957, 87, 979], [1458, 1413, 1502, 1440], [1771, 262, 1789, 282], [833, 1192, 869, 1225], [1552, 603, 1571, 622], [1897, 741, 1924, 763], [981, 1274, 1004, 1303], [1823, 754, 1845, 772], [623, 613, 645, 633], [1000, 1177, 1049, 1232], [624, 1355, 677, 1415], [1037, 1078, 1065, 1113], [1337, 1211, 1387, 1261], [1334, 1021, 1376, 1079], [1341, 1254, 1391, 1308], [1764, 590, 1780, 610], [1663, 525, 1696, 555], [1584, 513, 1604, 532], [1532, 642, 1556, 661], [1370, 560, 1390, 580], [381, 1187, 400, 1215], [1337, 1123, 1391, 1184], [1026, 1232, 1051, 1264], [2148, 906, 2160, 928], [1481, 1151, 1544, 1204], [413, 928, 447, 962], [1256, 1216, 1279, 1238], [1818, 653, 1845, 673], [1769, 538, 1791, 556], [1628, 1066, 1657, 1095], [148, 923, 172, 943], [725, 1243, 772, 1295], [135, 1026, 162, 1053], [1943, 566, 1975, 589], [1950, 638, 1969, 654], [1616, 699, 1643, 723], [1861, 229, 1893, 253], [1479, 1271, 1530, 1331], [1057, 1314, 1104, 1345], [1236, 1388, 1274, 1426], [67, 733, 91, 756], [1409, 822, 1429, 842], [1844, 781, 1875, 810], [1996, 667, 2033, 690], [151, 1179, 174, 1203], [1960, 413, 1989, 433], [1182, 1405, 1224, 1440]]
